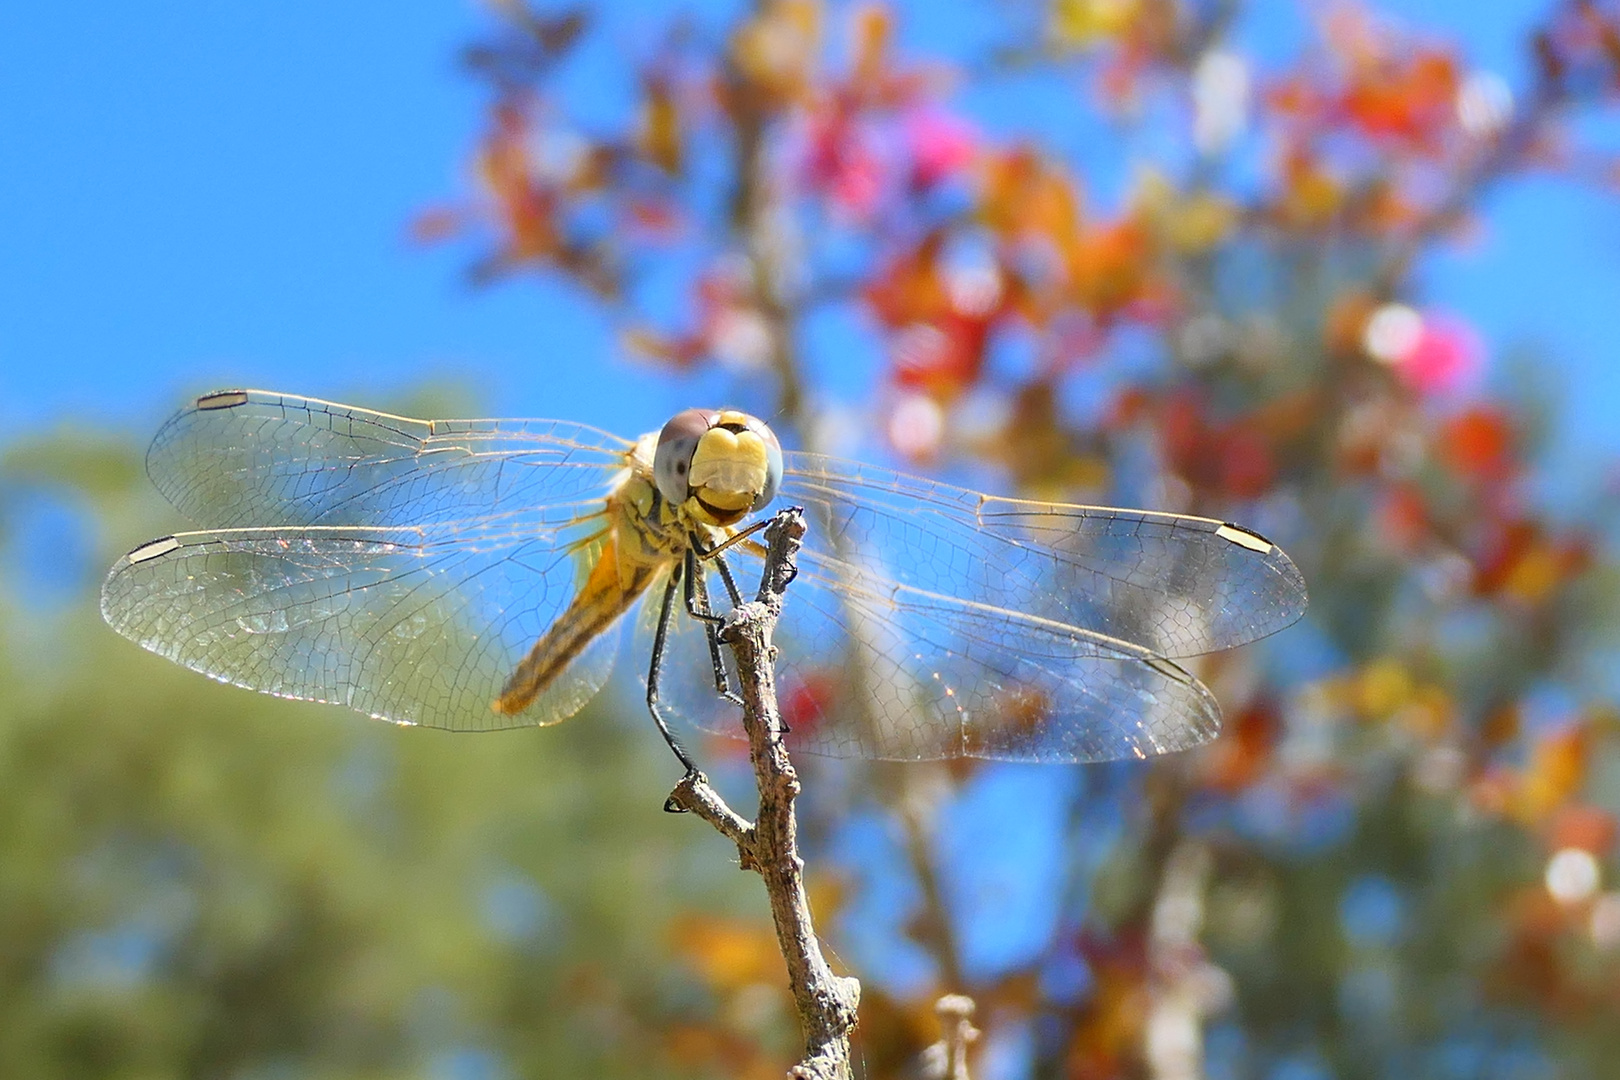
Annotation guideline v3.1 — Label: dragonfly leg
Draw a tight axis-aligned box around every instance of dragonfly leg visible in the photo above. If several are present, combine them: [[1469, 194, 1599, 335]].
[[683, 547, 743, 707], [687, 542, 787, 731], [682, 544, 725, 625], [712, 547, 746, 605], [699, 516, 772, 558], [647, 565, 703, 796], [689, 531, 746, 606]]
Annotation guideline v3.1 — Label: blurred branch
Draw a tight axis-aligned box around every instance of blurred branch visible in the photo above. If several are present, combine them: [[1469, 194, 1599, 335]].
[[921, 994, 979, 1080], [1372, 0, 1616, 296], [895, 781, 969, 991], [665, 508, 862, 1079], [1371, 86, 1553, 298], [1144, 840, 1222, 1080], [723, 44, 807, 431]]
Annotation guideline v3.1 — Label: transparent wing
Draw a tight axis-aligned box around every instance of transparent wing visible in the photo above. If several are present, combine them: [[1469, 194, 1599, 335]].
[[652, 451, 1307, 763], [781, 452, 1306, 659], [105, 389, 648, 730], [146, 389, 635, 528], [649, 564, 1222, 763], [101, 518, 630, 731]]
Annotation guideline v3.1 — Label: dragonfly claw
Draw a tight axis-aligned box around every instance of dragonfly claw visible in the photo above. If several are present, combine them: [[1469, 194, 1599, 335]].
[[663, 768, 707, 813]]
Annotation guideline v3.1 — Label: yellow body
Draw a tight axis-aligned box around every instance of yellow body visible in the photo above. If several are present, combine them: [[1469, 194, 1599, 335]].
[[493, 430, 749, 716]]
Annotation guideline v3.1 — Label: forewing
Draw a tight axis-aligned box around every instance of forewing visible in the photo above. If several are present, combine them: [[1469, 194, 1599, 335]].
[[779, 452, 1306, 660], [148, 389, 634, 528], [101, 516, 622, 731]]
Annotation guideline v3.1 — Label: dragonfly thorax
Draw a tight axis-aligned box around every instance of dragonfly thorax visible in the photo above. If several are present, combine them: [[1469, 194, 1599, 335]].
[[651, 408, 783, 528]]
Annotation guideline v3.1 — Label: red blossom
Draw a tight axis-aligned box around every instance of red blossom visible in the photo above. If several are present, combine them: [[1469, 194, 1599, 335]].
[[1441, 407, 1515, 483], [1546, 805, 1618, 854], [799, 100, 888, 217]]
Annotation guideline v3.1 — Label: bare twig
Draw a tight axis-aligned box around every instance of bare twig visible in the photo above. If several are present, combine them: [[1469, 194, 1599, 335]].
[[665, 508, 862, 1079]]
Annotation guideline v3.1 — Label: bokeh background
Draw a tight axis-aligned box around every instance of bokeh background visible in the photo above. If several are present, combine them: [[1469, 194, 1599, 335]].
[[5, 1, 1620, 1077]]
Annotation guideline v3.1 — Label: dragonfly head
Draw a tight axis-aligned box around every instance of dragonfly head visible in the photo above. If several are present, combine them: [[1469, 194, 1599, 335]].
[[654, 408, 783, 528]]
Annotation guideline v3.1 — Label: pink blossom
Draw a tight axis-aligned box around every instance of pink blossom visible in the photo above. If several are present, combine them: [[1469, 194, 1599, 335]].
[[888, 392, 945, 459], [801, 107, 888, 219], [1364, 304, 1483, 396], [1396, 314, 1482, 397], [903, 108, 977, 189]]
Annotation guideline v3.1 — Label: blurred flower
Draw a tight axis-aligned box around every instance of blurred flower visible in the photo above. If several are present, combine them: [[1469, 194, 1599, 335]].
[[1516, 728, 1590, 821], [1202, 702, 1280, 793], [1218, 426, 1275, 499], [1347, 50, 1459, 147], [891, 323, 951, 381], [1276, 148, 1344, 227], [796, 102, 976, 217], [1472, 518, 1591, 605], [903, 107, 977, 190], [889, 392, 945, 459], [710, 308, 774, 371], [800, 104, 887, 219], [779, 668, 840, 743], [1440, 407, 1513, 482], [622, 257, 777, 371], [1309, 8, 1461, 149], [1363, 303, 1422, 363], [1546, 805, 1617, 855], [670, 913, 787, 991], [1152, 389, 1282, 499], [1193, 51, 1249, 153], [945, 258, 1002, 317], [1134, 170, 1238, 254], [868, 234, 1008, 399], [731, 0, 821, 106], [1364, 304, 1482, 396], [1396, 686, 1456, 741], [637, 74, 684, 175], [849, 2, 893, 91], [1353, 658, 1414, 721], [1456, 70, 1513, 136], [1588, 893, 1620, 949], [1376, 484, 1430, 553], [1545, 848, 1600, 905], [1399, 317, 1482, 396], [1050, 0, 1140, 49]]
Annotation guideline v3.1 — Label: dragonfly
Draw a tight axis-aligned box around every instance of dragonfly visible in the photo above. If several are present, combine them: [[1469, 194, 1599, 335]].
[[102, 390, 1308, 774]]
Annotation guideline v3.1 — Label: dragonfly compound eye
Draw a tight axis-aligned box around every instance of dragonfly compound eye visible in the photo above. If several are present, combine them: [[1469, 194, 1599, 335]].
[[681, 410, 783, 526], [653, 408, 716, 505]]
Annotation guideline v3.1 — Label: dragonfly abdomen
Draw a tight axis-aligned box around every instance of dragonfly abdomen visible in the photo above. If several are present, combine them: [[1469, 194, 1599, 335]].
[[493, 533, 664, 717]]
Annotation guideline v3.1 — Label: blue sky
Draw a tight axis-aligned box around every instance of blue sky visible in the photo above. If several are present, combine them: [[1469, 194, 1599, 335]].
[[0, 1, 689, 441], [2, 0, 1616, 473]]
